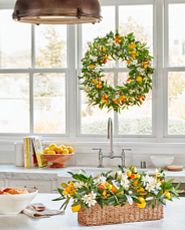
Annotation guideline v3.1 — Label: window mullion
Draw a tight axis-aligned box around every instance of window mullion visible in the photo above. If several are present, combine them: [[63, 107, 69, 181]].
[[76, 24, 83, 136], [163, 0, 169, 137], [30, 25, 35, 134], [67, 25, 77, 137], [154, 0, 165, 140], [29, 71, 34, 134]]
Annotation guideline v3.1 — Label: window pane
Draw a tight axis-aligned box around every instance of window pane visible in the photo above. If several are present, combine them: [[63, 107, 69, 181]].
[[169, 4, 185, 66], [168, 72, 185, 134], [35, 25, 67, 68], [119, 5, 153, 68], [118, 73, 152, 135], [119, 5, 153, 45], [0, 10, 31, 68], [0, 74, 29, 132], [81, 73, 114, 135], [34, 73, 66, 134], [82, 6, 115, 68]]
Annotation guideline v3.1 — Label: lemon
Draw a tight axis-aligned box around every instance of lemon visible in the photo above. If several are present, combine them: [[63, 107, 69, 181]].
[[63, 148, 69, 155], [67, 146, 74, 154], [137, 197, 146, 209], [55, 147, 63, 154], [43, 147, 50, 154], [48, 143, 58, 151], [164, 191, 171, 200], [136, 76, 143, 83], [89, 64, 95, 70], [46, 150, 56, 155], [71, 204, 81, 213]]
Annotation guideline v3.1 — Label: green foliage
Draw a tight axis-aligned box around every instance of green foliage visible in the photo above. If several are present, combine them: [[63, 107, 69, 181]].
[[54, 166, 179, 212], [79, 31, 154, 112]]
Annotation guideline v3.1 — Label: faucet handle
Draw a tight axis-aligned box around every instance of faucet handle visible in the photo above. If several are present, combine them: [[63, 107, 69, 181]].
[[92, 148, 102, 151], [122, 148, 132, 153]]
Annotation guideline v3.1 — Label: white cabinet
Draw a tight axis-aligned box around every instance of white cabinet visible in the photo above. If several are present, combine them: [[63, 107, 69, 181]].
[[7, 179, 54, 193]]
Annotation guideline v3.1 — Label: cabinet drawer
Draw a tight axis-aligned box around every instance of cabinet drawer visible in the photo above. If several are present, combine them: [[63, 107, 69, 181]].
[[7, 180, 52, 193]]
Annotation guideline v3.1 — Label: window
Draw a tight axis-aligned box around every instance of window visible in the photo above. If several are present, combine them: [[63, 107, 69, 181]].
[[1, 0, 185, 141], [80, 3, 153, 136], [0, 8, 67, 134], [168, 2, 185, 135]]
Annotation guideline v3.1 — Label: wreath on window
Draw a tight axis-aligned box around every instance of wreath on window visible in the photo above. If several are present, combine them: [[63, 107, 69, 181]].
[[79, 31, 154, 112]]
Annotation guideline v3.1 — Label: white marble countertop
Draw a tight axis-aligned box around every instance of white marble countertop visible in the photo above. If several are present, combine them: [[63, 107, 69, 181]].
[[0, 194, 185, 230], [0, 164, 185, 182]]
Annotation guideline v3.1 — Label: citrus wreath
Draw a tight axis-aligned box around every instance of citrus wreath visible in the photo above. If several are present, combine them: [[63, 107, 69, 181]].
[[79, 31, 154, 112]]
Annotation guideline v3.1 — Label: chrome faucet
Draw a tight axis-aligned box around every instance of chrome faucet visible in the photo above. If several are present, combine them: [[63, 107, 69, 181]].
[[107, 117, 114, 158], [92, 117, 132, 167]]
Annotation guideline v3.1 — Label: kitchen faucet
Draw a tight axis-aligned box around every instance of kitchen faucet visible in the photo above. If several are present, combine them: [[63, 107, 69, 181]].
[[93, 117, 131, 167], [107, 117, 114, 158]]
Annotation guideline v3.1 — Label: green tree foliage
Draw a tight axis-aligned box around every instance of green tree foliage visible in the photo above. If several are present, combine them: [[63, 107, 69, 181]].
[[36, 27, 65, 68]]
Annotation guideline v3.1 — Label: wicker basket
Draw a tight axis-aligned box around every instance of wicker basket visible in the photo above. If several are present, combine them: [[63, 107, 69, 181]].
[[78, 203, 164, 226]]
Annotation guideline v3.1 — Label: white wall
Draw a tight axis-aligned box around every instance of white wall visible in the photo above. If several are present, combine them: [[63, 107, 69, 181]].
[[1, 141, 185, 167]]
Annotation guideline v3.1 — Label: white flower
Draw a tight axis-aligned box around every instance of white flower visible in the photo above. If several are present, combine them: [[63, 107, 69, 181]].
[[132, 60, 138, 65], [114, 43, 120, 48], [95, 66, 101, 71], [120, 174, 130, 189], [141, 174, 151, 186], [74, 181, 86, 189], [82, 191, 97, 207], [142, 175, 161, 192], [94, 175, 106, 185], [107, 38, 114, 45], [137, 67, 145, 75], [89, 55, 97, 62], [155, 181, 162, 191]]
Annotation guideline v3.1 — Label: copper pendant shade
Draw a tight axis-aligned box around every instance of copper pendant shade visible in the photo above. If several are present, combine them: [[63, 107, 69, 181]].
[[12, 0, 102, 25]]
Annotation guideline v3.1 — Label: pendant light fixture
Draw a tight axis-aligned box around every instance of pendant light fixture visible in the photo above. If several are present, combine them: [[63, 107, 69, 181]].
[[12, 0, 102, 25]]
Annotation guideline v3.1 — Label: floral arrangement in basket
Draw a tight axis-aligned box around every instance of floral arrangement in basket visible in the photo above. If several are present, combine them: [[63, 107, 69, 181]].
[[54, 166, 179, 226]]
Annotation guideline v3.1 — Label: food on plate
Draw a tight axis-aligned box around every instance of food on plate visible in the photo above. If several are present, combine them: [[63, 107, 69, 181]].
[[0, 187, 29, 195], [43, 143, 74, 155]]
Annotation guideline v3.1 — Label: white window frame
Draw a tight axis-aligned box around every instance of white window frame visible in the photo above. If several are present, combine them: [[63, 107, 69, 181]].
[[77, 0, 157, 140], [1, 0, 185, 144], [164, 0, 185, 140]]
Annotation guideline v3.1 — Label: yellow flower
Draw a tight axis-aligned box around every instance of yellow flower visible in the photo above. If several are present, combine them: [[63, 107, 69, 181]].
[[142, 61, 149, 69], [63, 181, 76, 196], [105, 182, 112, 190], [101, 94, 109, 103], [89, 64, 95, 70], [71, 204, 81, 213], [133, 180, 138, 187], [137, 188, 145, 193], [96, 82, 103, 89], [119, 95, 127, 103], [111, 185, 118, 193], [128, 42, 136, 50], [129, 51, 137, 59], [102, 190, 107, 197], [136, 76, 143, 83], [135, 174, 141, 179], [92, 79, 98, 85], [137, 197, 146, 209], [127, 59, 131, 65], [164, 191, 171, 200], [127, 170, 132, 177]]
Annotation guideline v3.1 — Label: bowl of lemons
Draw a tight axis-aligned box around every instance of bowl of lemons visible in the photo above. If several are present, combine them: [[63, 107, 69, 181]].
[[43, 143, 74, 168]]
